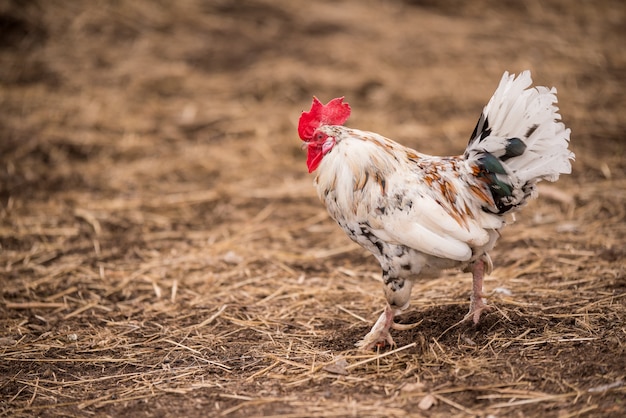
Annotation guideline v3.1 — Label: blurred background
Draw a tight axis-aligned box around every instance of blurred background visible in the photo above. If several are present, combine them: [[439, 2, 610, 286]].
[[1, 0, 625, 416]]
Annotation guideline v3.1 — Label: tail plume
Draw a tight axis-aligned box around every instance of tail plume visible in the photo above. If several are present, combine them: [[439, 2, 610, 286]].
[[465, 71, 574, 214]]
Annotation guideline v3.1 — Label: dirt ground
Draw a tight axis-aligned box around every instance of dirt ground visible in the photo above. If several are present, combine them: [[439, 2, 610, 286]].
[[1, 0, 625, 416]]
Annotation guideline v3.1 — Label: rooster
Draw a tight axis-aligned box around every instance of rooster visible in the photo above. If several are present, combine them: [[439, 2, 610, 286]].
[[298, 71, 574, 350]]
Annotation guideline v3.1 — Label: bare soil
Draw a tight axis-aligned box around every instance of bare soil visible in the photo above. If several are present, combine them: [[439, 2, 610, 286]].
[[1, 0, 625, 417]]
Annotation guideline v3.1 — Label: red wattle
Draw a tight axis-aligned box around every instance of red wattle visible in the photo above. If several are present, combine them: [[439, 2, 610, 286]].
[[306, 145, 323, 173]]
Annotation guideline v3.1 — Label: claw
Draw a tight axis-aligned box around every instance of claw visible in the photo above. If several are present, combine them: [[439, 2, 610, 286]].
[[355, 305, 396, 350], [356, 305, 421, 350], [465, 294, 493, 324]]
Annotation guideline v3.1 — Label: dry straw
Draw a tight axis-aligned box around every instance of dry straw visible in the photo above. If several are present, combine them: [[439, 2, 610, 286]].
[[1, 0, 625, 417]]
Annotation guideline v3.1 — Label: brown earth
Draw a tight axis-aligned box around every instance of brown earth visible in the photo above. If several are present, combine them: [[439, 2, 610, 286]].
[[1, 0, 625, 417]]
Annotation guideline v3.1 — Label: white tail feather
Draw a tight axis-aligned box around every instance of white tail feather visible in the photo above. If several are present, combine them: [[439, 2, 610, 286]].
[[464, 71, 574, 213], [473, 70, 573, 183]]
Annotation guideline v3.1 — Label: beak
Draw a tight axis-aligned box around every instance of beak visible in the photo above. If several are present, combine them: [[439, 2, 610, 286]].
[[301, 141, 310, 150]]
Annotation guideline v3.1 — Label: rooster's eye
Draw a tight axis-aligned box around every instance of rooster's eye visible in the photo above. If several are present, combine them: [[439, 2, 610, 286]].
[[316, 133, 325, 141]]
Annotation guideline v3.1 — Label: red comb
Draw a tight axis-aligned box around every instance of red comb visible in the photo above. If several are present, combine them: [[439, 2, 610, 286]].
[[298, 97, 351, 141]]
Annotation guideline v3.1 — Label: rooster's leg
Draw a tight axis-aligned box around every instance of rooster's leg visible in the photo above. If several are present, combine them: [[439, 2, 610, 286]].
[[355, 304, 420, 350], [465, 256, 492, 324], [355, 304, 397, 350]]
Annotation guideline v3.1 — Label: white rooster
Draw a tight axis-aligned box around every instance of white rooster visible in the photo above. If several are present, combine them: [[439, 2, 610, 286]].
[[298, 71, 574, 350]]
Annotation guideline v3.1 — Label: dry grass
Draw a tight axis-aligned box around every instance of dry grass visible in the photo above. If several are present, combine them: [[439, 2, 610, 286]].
[[1, 0, 625, 416]]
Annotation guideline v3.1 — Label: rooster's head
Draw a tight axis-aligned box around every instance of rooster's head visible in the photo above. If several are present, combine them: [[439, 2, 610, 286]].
[[298, 97, 351, 173]]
